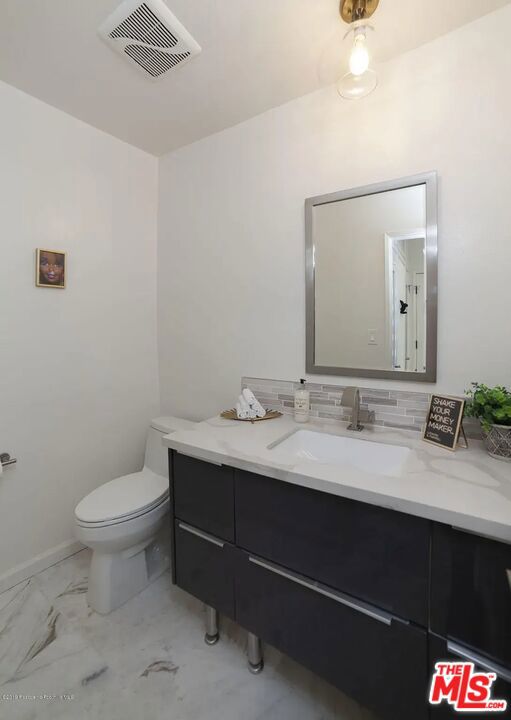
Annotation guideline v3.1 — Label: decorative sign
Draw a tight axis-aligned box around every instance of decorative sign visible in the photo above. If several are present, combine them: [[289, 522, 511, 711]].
[[423, 395, 466, 451]]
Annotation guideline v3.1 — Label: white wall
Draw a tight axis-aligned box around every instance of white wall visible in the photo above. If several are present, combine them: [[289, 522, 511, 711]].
[[158, 6, 511, 421], [0, 81, 159, 583]]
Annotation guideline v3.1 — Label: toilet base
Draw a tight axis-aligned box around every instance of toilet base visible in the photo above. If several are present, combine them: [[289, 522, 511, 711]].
[[88, 525, 170, 614]]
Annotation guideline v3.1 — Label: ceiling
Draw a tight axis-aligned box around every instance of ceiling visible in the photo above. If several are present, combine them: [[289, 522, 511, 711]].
[[0, 0, 508, 156]]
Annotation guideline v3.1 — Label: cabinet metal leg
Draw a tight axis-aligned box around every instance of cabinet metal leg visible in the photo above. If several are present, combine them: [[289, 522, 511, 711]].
[[204, 606, 219, 645], [247, 632, 264, 674]]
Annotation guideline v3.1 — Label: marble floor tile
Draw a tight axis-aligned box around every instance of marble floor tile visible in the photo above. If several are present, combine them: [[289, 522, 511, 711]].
[[1, 550, 375, 720], [0, 572, 106, 720], [34, 549, 92, 626]]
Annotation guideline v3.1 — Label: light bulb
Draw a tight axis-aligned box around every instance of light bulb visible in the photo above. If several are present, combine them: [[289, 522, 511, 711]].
[[337, 68, 377, 99], [349, 31, 369, 76]]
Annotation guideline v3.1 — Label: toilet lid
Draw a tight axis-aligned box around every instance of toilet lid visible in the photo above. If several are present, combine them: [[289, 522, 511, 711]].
[[150, 416, 197, 433], [75, 469, 169, 524]]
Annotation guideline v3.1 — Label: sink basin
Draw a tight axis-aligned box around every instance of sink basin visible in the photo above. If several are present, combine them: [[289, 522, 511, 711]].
[[271, 429, 410, 477]]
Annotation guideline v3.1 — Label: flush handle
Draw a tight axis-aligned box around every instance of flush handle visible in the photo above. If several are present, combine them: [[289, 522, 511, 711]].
[[0, 453, 17, 468]]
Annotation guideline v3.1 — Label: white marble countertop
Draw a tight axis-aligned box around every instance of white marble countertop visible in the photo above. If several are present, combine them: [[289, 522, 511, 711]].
[[163, 415, 511, 543]]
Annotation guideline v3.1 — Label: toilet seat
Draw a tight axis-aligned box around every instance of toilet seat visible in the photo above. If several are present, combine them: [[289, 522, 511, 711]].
[[75, 495, 169, 529], [75, 468, 169, 527]]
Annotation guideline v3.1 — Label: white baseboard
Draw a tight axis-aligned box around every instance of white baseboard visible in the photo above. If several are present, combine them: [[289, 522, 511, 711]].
[[0, 539, 85, 595]]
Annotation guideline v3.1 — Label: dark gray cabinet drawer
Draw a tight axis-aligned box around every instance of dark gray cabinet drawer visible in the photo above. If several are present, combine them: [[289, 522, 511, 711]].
[[173, 452, 234, 542], [428, 633, 511, 717], [431, 523, 511, 667], [236, 552, 428, 720], [174, 521, 236, 619], [235, 469, 430, 625]]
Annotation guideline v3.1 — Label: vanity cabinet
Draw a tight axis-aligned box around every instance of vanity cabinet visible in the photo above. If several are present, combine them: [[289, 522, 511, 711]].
[[429, 523, 511, 715], [174, 522, 236, 619], [431, 523, 511, 668], [428, 633, 511, 717], [235, 468, 430, 626], [169, 450, 511, 719], [170, 453, 236, 615], [172, 452, 234, 542], [236, 552, 429, 720]]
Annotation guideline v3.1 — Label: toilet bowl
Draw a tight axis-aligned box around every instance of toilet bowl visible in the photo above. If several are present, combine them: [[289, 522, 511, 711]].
[[75, 416, 196, 614]]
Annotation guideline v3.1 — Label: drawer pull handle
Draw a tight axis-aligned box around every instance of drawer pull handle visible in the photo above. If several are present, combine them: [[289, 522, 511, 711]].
[[248, 556, 392, 626], [447, 641, 511, 684], [178, 522, 225, 548]]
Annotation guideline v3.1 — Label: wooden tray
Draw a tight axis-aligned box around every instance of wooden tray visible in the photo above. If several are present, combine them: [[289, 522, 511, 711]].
[[221, 408, 282, 423]]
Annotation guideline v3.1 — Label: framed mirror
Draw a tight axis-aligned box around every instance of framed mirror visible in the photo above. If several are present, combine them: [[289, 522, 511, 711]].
[[305, 172, 437, 382]]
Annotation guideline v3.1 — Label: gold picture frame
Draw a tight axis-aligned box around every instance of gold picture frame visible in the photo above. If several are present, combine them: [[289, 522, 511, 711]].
[[36, 248, 66, 289]]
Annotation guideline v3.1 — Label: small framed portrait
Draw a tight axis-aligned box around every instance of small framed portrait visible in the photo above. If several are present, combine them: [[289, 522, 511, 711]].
[[36, 249, 66, 289]]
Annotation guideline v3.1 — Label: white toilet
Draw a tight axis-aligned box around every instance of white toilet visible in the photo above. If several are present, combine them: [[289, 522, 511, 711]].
[[75, 416, 196, 614]]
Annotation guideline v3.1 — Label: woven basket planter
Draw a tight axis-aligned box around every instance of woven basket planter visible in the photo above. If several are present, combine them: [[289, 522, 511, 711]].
[[483, 424, 511, 461]]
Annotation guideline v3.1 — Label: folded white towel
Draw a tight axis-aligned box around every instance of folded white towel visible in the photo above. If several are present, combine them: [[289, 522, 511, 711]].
[[242, 388, 266, 418], [236, 401, 249, 420], [239, 394, 256, 419]]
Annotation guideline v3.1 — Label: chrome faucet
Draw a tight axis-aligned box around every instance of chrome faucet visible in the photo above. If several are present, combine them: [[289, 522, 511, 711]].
[[341, 387, 374, 431]]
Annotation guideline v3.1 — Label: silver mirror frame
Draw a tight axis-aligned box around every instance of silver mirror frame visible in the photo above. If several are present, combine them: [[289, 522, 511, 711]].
[[305, 171, 438, 382]]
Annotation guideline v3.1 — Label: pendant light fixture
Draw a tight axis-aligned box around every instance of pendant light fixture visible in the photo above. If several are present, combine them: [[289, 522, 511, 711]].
[[337, 0, 379, 99]]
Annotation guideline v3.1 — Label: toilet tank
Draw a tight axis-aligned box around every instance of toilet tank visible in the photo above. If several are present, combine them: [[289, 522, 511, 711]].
[[145, 417, 197, 477]]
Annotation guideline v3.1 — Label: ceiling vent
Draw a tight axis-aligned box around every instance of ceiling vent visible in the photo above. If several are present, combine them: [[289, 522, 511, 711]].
[[99, 0, 201, 80]]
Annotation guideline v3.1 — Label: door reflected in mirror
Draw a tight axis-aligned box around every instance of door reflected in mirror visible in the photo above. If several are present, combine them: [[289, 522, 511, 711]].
[[386, 230, 426, 373], [306, 174, 437, 382]]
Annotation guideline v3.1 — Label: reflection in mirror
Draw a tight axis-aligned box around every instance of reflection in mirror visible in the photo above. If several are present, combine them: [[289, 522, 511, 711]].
[[385, 230, 425, 372], [306, 174, 437, 382]]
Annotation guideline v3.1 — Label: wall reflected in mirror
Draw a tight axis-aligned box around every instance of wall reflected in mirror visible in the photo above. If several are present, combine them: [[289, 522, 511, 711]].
[[306, 174, 437, 381]]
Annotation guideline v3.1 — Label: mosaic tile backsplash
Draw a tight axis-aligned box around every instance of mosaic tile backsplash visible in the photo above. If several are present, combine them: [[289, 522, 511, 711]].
[[242, 377, 480, 436]]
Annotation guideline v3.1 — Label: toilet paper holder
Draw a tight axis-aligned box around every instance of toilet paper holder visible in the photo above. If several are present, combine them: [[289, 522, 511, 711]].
[[0, 453, 17, 468]]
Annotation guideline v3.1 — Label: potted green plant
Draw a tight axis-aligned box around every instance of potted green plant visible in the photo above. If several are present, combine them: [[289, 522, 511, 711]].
[[465, 383, 511, 461]]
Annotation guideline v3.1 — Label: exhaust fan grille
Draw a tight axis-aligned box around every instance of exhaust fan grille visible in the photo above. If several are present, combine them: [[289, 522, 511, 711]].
[[110, 3, 179, 49], [124, 44, 190, 77], [99, 0, 201, 79]]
